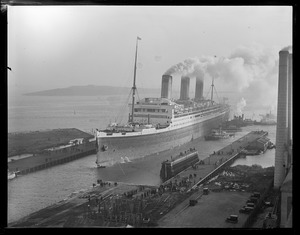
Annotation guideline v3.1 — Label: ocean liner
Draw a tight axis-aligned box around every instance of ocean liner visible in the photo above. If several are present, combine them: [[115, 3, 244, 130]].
[[95, 37, 230, 167]]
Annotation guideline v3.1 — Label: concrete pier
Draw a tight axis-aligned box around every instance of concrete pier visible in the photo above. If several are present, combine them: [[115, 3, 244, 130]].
[[161, 130, 268, 190], [8, 141, 96, 175]]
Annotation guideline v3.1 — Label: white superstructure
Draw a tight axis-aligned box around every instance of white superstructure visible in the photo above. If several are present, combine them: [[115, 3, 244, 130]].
[[97, 97, 229, 138]]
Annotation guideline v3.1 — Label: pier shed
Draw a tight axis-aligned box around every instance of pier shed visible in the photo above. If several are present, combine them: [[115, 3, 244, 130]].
[[247, 136, 270, 152], [69, 138, 85, 145]]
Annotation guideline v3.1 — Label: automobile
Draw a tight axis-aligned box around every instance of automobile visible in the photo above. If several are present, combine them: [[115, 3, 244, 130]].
[[263, 201, 273, 207], [247, 198, 258, 204], [246, 202, 255, 208], [251, 192, 261, 198], [189, 199, 198, 206], [239, 206, 254, 214], [143, 217, 150, 224], [226, 215, 238, 223], [203, 188, 209, 195]]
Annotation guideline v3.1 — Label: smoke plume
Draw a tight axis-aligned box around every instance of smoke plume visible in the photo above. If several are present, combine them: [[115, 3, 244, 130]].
[[164, 58, 205, 79], [235, 97, 247, 116], [281, 45, 292, 53], [163, 43, 282, 112]]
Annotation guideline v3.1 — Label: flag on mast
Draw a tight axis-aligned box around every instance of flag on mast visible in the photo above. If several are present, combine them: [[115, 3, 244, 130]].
[[137, 36, 142, 40]]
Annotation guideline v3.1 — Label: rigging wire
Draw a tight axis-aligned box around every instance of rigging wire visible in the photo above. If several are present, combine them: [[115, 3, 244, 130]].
[[136, 87, 141, 103], [115, 89, 132, 124], [204, 77, 221, 103], [204, 85, 212, 100], [213, 86, 220, 103]]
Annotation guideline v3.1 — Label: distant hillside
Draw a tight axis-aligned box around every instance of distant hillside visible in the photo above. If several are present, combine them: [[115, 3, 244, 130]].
[[24, 85, 160, 96]]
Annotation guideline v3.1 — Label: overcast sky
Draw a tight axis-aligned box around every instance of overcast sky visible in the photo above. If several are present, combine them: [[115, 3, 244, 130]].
[[8, 5, 292, 105]]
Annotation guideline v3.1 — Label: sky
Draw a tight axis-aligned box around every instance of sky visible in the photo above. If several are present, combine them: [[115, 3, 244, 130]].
[[7, 5, 292, 111]]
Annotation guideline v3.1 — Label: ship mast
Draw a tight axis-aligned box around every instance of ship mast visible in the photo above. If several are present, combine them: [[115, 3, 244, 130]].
[[130, 36, 141, 123], [210, 76, 214, 104]]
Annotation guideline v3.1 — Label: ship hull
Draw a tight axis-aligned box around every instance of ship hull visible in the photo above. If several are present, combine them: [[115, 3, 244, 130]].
[[97, 110, 229, 165]]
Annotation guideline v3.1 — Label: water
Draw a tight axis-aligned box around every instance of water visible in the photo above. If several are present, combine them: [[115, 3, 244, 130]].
[[8, 154, 97, 223], [7, 94, 276, 224], [8, 94, 134, 133], [231, 125, 276, 168], [231, 148, 275, 168]]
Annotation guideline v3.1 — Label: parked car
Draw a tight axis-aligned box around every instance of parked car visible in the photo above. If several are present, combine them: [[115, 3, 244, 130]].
[[247, 197, 258, 204], [189, 199, 198, 206], [203, 188, 209, 195], [251, 192, 261, 198], [246, 202, 255, 208], [143, 217, 150, 224], [226, 215, 238, 223], [263, 201, 273, 207], [239, 206, 254, 214]]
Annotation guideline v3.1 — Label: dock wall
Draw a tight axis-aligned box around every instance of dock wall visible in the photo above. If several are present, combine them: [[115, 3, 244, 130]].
[[8, 141, 96, 175], [18, 149, 96, 175]]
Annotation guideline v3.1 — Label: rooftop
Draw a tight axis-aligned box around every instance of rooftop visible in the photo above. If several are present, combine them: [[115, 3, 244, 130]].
[[257, 137, 270, 144]]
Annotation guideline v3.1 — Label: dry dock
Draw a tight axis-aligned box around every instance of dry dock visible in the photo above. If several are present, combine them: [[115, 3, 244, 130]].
[[9, 130, 273, 228]]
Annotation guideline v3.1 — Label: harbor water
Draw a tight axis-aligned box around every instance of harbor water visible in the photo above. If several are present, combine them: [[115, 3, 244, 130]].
[[8, 95, 276, 224]]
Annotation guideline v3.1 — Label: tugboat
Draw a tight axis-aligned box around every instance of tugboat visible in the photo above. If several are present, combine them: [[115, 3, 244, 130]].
[[222, 125, 242, 132], [243, 118, 255, 125], [223, 113, 255, 129], [255, 111, 277, 125], [204, 127, 232, 140]]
